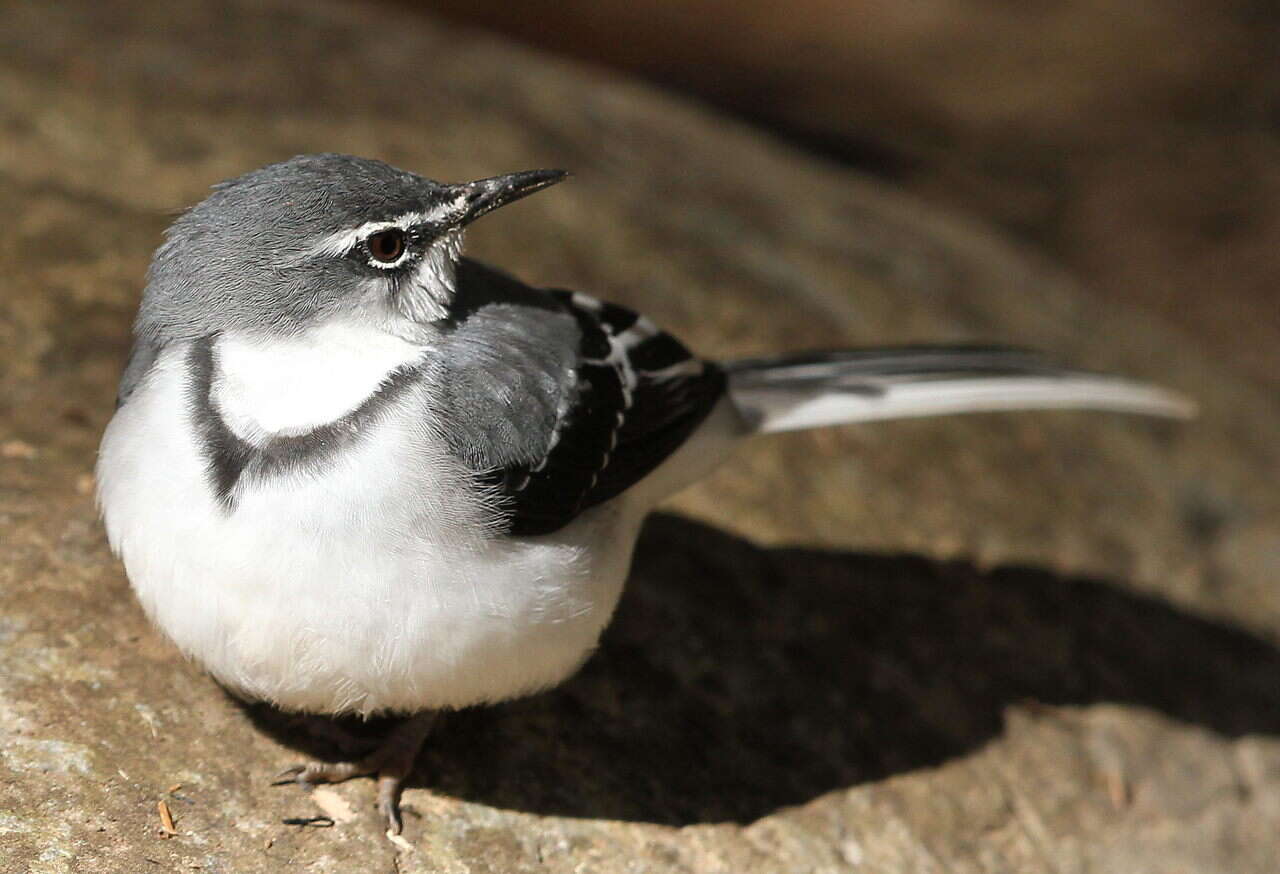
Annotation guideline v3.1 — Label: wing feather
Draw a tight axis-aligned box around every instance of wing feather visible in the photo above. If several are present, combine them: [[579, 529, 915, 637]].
[[438, 260, 725, 535]]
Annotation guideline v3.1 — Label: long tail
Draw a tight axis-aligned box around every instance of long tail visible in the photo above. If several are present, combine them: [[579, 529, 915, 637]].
[[724, 346, 1195, 434]]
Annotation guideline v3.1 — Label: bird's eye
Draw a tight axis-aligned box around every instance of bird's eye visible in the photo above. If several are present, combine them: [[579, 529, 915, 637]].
[[367, 229, 407, 264]]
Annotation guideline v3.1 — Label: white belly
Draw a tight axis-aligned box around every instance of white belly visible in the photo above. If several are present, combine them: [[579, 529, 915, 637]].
[[96, 345, 639, 715]]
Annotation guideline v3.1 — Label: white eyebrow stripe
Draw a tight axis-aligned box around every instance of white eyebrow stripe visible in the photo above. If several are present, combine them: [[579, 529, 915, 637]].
[[308, 213, 425, 258], [306, 195, 467, 258]]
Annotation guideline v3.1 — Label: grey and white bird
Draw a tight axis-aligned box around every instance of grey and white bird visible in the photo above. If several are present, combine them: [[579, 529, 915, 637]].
[[96, 153, 1192, 832]]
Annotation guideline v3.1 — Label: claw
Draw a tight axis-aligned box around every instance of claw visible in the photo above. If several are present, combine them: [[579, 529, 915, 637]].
[[272, 760, 364, 787], [271, 765, 307, 786], [268, 711, 438, 832]]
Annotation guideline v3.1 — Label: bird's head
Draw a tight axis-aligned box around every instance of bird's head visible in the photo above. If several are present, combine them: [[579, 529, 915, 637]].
[[138, 153, 565, 341]]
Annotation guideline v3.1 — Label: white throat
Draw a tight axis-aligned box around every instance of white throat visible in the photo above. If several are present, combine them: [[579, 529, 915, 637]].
[[210, 317, 428, 441]]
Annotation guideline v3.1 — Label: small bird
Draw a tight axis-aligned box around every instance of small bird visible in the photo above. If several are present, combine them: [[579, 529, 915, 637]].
[[96, 154, 1192, 832]]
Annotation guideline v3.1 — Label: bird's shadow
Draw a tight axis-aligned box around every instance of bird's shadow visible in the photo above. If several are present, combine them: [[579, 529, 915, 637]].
[[244, 512, 1280, 826]]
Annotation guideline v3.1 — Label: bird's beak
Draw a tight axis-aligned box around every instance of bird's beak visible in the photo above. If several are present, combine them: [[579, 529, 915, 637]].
[[445, 169, 568, 228]]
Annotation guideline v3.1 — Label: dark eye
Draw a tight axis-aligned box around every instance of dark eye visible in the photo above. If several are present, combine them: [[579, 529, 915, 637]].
[[367, 229, 407, 264]]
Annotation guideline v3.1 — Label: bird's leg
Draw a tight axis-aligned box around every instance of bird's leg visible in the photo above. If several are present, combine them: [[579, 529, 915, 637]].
[[274, 710, 439, 834]]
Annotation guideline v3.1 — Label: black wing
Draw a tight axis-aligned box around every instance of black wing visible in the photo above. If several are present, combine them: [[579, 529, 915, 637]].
[[436, 259, 726, 536]]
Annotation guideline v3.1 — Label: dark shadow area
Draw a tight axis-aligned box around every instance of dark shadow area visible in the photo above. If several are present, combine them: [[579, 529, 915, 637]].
[[245, 512, 1280, 826]]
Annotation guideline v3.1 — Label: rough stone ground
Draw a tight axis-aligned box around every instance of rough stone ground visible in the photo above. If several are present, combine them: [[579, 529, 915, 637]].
[[1, 1, 1279, 871]]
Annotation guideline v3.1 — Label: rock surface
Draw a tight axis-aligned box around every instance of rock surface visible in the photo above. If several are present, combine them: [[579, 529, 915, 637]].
[[1, 1, 1279, 871]]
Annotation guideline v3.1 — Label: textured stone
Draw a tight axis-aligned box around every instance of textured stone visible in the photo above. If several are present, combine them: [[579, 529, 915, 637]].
[[1, 1, 1278, 871]]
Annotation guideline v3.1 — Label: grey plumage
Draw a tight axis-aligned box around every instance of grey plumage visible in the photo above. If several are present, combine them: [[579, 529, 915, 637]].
[[138, 154, 563, 342], [116, 336, 161, 407], [433, 302, 581, 474], [140, 154, 440, 341]]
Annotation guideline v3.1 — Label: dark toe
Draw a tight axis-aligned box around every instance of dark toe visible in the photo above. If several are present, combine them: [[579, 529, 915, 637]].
[[271, 765, 307, 786], [377, 773, 406, 834]]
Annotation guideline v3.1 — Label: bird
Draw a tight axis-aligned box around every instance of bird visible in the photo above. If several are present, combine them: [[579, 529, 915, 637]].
[[96, 153, 1193, 833]]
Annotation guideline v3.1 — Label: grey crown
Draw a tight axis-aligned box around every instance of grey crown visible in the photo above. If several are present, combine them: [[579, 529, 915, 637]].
[[139, 153, 454, 342]]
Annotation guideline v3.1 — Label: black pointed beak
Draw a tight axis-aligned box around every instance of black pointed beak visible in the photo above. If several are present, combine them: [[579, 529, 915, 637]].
[[446, 169, 568, 228]]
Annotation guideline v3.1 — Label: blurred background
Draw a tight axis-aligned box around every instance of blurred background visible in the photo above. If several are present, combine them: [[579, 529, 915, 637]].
[[424, 0, 1279, 389]]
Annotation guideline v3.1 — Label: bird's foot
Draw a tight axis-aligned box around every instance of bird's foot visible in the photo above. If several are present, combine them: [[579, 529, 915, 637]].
[[273, 711, 438, 834]]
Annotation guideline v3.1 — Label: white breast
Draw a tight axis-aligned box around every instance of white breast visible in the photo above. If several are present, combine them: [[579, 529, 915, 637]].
[[96, 326, 640, 716]]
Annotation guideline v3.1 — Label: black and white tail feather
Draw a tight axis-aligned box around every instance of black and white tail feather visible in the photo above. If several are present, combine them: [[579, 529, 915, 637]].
[[724, 346, 1195, 433]]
